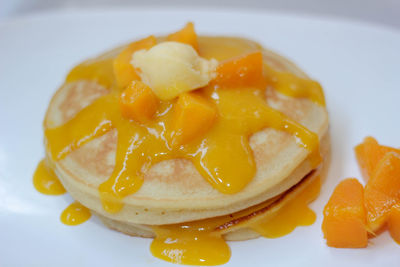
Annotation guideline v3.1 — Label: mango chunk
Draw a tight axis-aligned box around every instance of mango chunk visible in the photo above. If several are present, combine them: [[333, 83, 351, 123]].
[[119, 81, 159, 123], [113, 35, 157, 88], [364, 152, 400, 233], [172, 93, 217, 146], [354, 136, 400, 181], [212, 51, 266, 89], [322, 178, 368, 248], [167, 22, 198, 51], [388, 205, 400, 244]]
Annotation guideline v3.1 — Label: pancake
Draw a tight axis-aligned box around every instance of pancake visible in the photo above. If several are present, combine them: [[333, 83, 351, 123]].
[[95, 155, 329, 241], [43, 36, 329, 239]]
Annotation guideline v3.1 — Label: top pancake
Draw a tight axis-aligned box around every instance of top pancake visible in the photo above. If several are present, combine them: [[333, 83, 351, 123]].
[[44, 36, 329, 225]]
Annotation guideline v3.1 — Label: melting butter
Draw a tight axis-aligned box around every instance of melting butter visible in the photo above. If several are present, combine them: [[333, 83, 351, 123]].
[[132, 41, 218, 100]]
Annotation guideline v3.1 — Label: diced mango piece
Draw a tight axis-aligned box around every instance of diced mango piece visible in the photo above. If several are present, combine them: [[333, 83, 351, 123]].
[[167, 22, 198, 51], [354, 136, 400, 181], [212, 51, 266, 89], [388, 205, 400, 244], [172, 93, 217, 145], [322, 178, 368, 248], [113, 35, 157, 88], [119, 81, 159, 123], [364, 152, 400, 233]]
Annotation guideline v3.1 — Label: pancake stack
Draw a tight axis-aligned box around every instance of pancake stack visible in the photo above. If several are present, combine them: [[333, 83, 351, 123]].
[[43, 34, 329, 243]]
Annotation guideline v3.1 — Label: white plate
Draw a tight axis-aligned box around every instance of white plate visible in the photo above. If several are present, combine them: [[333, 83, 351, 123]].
[[1, 8, 400, 267]]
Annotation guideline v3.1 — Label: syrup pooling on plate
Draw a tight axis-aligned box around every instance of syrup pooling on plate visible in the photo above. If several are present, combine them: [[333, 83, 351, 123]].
[[33, 159, 66, 195], [32, 158, 320, 264], [250, 176, 321, 238], [45, 36, 323, 213], [151, 174, 320, 265], [60, 202, 92, 226], [151, 225, 230, 266]]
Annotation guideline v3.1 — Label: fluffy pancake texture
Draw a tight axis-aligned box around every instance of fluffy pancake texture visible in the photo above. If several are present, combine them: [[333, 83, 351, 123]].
[[44, 36, 329, 229]]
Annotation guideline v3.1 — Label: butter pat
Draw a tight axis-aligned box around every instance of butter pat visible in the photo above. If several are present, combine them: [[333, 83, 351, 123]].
[[131, 41, 218, 100]]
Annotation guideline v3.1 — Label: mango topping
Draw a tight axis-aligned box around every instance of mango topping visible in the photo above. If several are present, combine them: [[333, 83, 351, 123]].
[[167, 22, 199, 51], [172, 92, 217, 146], [119, 81, 159, 123], [212, 51, 265, 89]]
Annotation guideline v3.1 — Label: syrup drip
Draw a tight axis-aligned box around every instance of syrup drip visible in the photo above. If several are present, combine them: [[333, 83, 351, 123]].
[[151, 226, 230, 266], [33, 161, 91, 226], [60, 202, 91, 226], [250, 176, 321, 238], [33, 159, 66, 195]]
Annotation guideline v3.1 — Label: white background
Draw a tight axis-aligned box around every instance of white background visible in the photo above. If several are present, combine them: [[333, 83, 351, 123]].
[[0, 3, 400, 267], [1, 0, 400, 29]]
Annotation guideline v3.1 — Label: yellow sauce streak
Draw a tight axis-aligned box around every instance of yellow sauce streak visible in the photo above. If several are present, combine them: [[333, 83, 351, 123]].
[[250, 176, 321, 238], [151, 174, 320, 265], [264, 65, 326, 106], [60, 202, 92, 226], [33, 159, 66, 195], [45, 37, 322, 213], [151, 226, 230, 266], [66, 57, 115, 88]]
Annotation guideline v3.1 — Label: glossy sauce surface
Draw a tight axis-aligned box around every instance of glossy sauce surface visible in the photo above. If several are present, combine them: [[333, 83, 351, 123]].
[[151, 226, 230, 266], [33, 159, 66, 195], [45, 37, 323, 213], [264, 64, 325, 106], [250, 176, 320, 238], [151, 175, 320, 265], [60, 202, 92, 226]]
